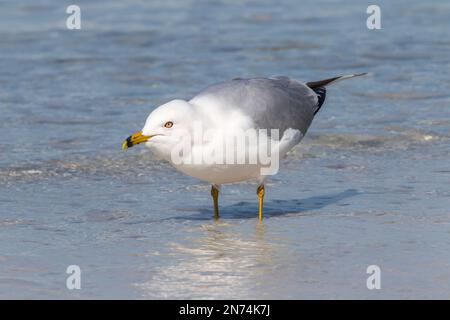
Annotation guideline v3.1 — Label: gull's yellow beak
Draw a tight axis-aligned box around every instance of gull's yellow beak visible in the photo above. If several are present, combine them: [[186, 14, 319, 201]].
[[122, 131, 151, 150]]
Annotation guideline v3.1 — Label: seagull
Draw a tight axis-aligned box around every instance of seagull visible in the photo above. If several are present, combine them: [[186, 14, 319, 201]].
[[122, 73, 366, 221]]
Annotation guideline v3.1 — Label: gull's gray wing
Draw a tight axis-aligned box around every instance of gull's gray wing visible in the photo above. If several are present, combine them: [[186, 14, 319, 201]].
[[190, 76, 319, 134]]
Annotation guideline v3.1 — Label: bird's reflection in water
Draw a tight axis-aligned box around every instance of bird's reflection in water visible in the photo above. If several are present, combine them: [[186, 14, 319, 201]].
[[138, 220, 277, 299]]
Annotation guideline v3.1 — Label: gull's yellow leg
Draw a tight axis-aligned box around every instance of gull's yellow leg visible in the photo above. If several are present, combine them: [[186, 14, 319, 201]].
[[257, 184, 265, 222], [211, 185, 220, 220]]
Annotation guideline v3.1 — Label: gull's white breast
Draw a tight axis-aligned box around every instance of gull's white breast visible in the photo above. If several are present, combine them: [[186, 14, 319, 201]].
[[172, 163, 263, 185]]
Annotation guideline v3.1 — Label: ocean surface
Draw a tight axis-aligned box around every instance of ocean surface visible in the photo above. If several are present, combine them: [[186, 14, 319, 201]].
[[0, 0, 449, 299]]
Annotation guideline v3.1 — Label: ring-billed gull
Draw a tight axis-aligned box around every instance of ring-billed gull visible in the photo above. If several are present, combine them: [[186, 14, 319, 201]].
[[122, 73, 366, 221]]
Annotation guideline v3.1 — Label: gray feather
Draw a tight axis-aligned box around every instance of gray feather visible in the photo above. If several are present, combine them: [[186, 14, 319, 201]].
[[190, 76, 318, 135]]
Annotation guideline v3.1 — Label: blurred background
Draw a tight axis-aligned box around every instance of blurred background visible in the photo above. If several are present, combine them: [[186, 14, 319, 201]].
[[0, 0, 449, 299]]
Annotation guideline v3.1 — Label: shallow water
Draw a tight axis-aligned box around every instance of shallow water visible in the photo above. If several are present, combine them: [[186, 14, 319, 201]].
[[0, 0, 450, 299]]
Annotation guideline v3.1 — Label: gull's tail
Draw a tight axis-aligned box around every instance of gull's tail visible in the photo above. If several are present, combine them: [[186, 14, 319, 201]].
[[306, 73, 367, 89], [306, 73, 367, 115]]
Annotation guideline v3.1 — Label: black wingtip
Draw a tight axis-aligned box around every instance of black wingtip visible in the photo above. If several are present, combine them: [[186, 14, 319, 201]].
[[312, 87, 326, 115]]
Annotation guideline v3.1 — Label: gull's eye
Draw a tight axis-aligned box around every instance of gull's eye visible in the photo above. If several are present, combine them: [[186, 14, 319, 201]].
[[164, 121, 173, 128]]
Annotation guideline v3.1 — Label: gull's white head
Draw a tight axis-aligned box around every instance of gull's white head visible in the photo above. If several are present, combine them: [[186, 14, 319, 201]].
[[122, 99, 195, 160]]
